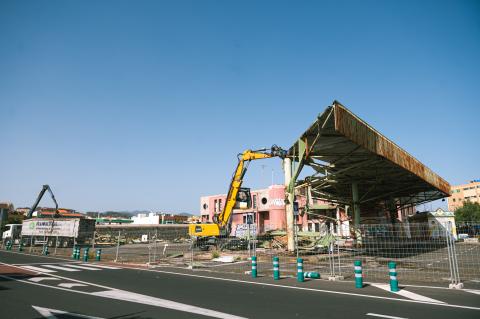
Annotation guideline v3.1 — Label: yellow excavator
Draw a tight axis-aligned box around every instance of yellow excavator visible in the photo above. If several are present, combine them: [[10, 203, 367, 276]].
[[189, 145, 286, 244]]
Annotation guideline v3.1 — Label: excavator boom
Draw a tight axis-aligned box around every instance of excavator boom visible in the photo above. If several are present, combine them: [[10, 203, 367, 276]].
[[27, 185, 59, 218], [190, 145, 286, 238]]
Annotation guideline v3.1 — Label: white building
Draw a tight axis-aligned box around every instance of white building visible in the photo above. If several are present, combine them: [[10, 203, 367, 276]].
[[131, 212, 161, 225]]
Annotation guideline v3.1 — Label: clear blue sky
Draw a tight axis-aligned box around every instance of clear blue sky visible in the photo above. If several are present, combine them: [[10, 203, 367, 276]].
[[1, 0, 479, 213]]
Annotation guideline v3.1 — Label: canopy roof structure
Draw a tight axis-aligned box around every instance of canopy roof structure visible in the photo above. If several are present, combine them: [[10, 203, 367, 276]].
[[289, 101, 450, 212]]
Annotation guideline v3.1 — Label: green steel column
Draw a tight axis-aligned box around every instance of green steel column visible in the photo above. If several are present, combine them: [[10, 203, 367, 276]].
[[297, 258, 304, 282], [273, 256, 280, 280], [251, 256, 257, 278], [354, 260, 363, 288], [389, 261, 399, 292]]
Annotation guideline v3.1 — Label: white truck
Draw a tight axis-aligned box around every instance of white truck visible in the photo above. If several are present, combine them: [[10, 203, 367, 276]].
[[21, 218, 96, 247], [2, 224, 23, 244]]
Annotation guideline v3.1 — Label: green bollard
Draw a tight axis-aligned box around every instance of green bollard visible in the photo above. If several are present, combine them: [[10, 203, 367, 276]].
[[297, 258, 304, 282], [389, 261, 399, 292], [76, 247, 81, 260], [43, 246, 49, 255], [83, 247, 89, 262], [273, 256, 280, 280], [6, 241, 11, 250], [72, 246, 77, 259], [18, 242, 24, 252], [96, 249, 102, 261], [304, 272, 321, 279], [251, 256, 257, 278], [354, 260, 363, 288]]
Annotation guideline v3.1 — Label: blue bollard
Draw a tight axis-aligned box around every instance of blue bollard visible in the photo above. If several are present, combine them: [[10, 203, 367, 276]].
[[354, 260, 363, 288], [273, 256, 280, 280], [389, 261, 399, 292], [297, 258, 304, 282], [251, 256, 257, 278]]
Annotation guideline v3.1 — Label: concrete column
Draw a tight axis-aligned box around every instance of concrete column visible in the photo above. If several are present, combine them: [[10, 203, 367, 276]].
[[284, 157, 295, 252], [352, 182, 360, 228], [336, 207, 341, 236], [352, 182, 362, 245]]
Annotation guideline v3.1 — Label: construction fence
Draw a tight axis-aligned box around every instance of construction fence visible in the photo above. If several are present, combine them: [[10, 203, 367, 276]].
[[2, 222, 479, 289]]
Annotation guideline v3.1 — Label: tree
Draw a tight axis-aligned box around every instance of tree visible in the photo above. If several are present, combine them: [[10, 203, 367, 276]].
[[455, 201, 480, 223]]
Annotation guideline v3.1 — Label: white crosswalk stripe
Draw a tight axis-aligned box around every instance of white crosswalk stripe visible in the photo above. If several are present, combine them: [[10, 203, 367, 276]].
[[81, 263, 121, 270], [41, 265, 81, 272], [21, 265, 57, 273], [19, 263, 121, 273], [61, 264, 101, 270]]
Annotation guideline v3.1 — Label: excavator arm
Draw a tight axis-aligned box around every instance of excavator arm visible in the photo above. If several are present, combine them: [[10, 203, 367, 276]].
[[27, 185, 59, 218], [189, 145, 286, 238]]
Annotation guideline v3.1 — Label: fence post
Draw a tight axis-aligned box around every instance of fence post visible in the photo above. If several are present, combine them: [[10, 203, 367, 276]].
[[273, 256, 280, 280], [115, 230, 121, 262], [354, 260, 363, 288], [446, 223, 463, 289], [251, 256, 257, 278], [297, 258, 304, 282], [54, 236, 58, 256], [388, 261, 399, 292]]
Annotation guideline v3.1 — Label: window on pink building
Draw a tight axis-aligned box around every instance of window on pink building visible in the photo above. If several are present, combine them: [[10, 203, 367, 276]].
[[214, 200, 217, 213]]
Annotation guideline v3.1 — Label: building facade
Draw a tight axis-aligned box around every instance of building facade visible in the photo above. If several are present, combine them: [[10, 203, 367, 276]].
[[200, 185, 349, 237], [448, 180, 480, 211]]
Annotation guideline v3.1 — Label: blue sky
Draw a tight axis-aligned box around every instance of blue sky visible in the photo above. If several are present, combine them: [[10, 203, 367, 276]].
[[1, 0, 479, 213]]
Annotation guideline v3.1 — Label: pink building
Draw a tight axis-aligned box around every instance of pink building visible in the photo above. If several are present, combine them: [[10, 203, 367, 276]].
[[200, 185, 349, 236]]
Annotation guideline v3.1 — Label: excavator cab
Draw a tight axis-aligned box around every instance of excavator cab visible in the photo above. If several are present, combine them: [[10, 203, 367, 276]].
[[234, 188, 252, 210]]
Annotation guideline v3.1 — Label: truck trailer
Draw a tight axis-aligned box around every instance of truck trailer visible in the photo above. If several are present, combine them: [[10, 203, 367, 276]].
[[20, 218, 95, 247]]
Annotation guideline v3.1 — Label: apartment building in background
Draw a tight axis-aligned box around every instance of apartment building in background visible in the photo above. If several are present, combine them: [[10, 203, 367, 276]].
[[448, 180, 480, 211]]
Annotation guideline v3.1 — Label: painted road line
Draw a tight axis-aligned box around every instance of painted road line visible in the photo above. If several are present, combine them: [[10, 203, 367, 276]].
[[58, 283, 88, 288], [366, 313, 408, 319], [3, 273, 248, 319], [41, 264, 81, 272], [465, 289, 480, 295], [32, 306, 103, 319], [92, 289, 247, 319], [136, 267, 480, 311], [80, 263, 120, 269], [371, 283, 445, 303], [28, 277, 61, 283], [20, 265, 57, 273], [61, 264, 101, 271], [2, 261, 480, 312]]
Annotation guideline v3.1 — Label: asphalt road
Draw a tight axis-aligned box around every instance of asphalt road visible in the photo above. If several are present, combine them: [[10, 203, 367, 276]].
[[0, 250, 479, 319]]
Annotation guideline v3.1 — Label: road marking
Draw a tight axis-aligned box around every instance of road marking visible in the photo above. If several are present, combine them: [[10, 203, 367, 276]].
[[21, 265, 57, 273], [366, 313, 407, 319], [32, 305, 103, 319], [92, 289, 247, 319], [80, 263, 120, 269], [41, 264, 81, 272], [58, 283, 88, 288], [465, 289, 480, 295], [28, 277, 61, 282], [371, 284, 445, 303], [2, 273, 248, 319], [2, 261, 480, 312], [60, 264, 101, 271], [135, 268, 480, 310]]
